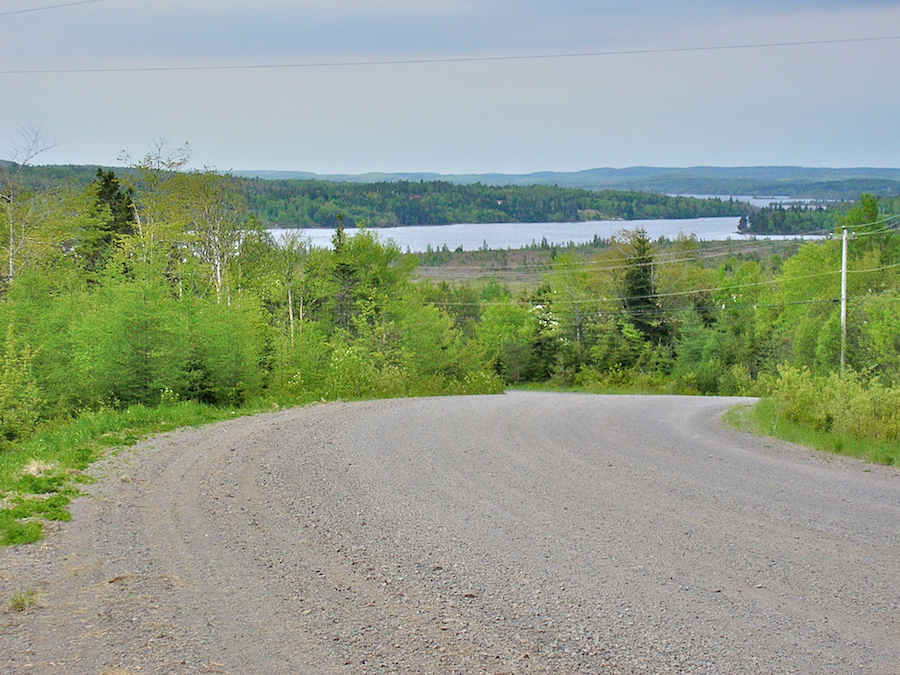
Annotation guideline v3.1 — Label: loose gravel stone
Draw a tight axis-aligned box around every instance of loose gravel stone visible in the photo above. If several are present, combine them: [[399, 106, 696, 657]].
[[1, 392, 899, 674]]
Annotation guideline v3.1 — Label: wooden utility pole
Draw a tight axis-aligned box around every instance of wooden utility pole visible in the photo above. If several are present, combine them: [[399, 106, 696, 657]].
[[840, 226, 849, 377]]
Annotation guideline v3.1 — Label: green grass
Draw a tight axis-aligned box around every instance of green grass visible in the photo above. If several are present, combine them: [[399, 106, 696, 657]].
[[0, 400, 258, 547], [7, 587, 38, 612], [725, 398, 900, 466]]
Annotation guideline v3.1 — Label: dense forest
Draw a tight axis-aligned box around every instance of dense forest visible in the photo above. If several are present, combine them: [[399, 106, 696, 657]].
[[240, 179, 750, 227], [739, 203, 839, 235], [2, 148, 900, 542], [739, 197, 900, 235], [4, 163, 753, 227], [12, 161, 900, 235], [0, 152, 897, 418]]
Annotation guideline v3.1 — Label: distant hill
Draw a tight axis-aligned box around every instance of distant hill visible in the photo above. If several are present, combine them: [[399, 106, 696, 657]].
[[11, 160, 900, 212], [12, 163, 900, 200], [235, 166, 900, 200], [11, 162, 898, 234]]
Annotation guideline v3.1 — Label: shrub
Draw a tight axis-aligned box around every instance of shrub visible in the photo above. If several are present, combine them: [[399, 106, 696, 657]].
[[0, 326, 43, 442], [773, 365, 900, 441]]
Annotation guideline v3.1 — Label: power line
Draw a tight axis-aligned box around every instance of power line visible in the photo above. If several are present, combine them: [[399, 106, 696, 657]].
[[851, 216, 900, 238], [426, 291, 849, 318], [414, 214, 900, 276], [0, 0, 104, 18], [428, 267, 839, 308], [426, 255, 900, 312], [1, 35, 899, 75], [417, 237, 811, 276], [426, 243, 900, 308], [849, 260, 900, 275]]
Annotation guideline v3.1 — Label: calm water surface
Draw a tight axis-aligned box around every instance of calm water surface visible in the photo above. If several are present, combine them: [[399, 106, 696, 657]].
[[270, 217, 819, 253]]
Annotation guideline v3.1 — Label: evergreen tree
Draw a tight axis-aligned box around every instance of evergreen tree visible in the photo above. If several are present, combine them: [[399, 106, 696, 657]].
[[618, 229, 668, 344], [80, 169, 136, 271]]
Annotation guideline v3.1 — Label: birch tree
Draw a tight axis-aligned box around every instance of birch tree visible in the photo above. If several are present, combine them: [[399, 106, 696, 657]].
[[182, 170, 248, 303], [0, 127, 59, 286]]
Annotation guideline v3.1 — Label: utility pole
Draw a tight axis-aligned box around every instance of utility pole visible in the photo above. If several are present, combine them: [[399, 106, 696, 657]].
[[840, 225, 849, 377]]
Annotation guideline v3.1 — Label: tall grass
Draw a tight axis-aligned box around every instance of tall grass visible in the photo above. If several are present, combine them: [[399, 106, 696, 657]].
[[0, 401, 247, 546], [726, 396, 900, 467]]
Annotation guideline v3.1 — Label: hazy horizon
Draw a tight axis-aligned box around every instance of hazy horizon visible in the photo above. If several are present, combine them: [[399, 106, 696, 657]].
[[3, 1, 898, 174]]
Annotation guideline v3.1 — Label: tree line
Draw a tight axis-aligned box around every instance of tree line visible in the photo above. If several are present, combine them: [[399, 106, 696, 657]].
[[0, 146, 512, 445], [7, 163, 753, 228], [241, 179, 753, 227], [16, 161, 900, 236], [2, 144, 899, 454]]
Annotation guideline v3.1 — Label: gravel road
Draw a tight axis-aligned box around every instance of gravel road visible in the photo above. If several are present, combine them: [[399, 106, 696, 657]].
[[2, 392, 899, 674]]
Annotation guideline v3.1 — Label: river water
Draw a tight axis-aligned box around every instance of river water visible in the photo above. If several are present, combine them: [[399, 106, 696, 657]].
[[269, 217, 819, 253]]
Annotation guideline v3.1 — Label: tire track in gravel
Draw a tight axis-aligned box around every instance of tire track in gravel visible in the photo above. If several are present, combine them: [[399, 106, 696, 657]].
[[2, 392, 900, 674]]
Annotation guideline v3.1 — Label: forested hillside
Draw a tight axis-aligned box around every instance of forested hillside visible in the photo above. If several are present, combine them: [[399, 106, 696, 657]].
[[2, 152, 900, 543], [241, 179, 749, 227], [8, 163, 752, 227], [739, 197, 900, 235], [13, 162, 897, 234], [1, 154, 899, 429], [238, 166, 900, 200]]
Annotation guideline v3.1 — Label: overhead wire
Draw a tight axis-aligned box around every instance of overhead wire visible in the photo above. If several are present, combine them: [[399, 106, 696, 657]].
[[552, 212, 900, 265], [1, 35, 899, 75], [425, 237, 900, 310], [414, 213, 900, 276], [0, 0, 104, 18], [848, 260, 900, 275], [417, 236, 810, 277], [418, 236, 805, 273], [850, 216, 900, 238]]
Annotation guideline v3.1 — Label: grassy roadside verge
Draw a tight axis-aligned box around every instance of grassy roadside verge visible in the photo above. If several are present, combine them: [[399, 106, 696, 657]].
[[0, 401, 261, 547], [724, 397, 900, 466]]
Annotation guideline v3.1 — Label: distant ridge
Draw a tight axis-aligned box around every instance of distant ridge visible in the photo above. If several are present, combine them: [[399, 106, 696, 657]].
[[14, 163, 900, 201], [234, 166, 900, 200]]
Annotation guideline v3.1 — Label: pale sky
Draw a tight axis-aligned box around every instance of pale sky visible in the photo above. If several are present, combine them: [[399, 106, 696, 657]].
[[2, 0, 899, 173]]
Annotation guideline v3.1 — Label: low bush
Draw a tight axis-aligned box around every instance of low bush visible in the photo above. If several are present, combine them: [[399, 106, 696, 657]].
[[773, 366, 900, 442]]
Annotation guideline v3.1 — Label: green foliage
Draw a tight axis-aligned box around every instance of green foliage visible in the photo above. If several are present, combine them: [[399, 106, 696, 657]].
[[0, 326, 42, 442], [728, 397, 900, 466], [7, 587, 39, 612], [0, 400, 246, 547], [323, 339, 407, 400], [179, 294, 265, 406], [616, 229, 667, 343], [773, 239, 842, 370], [6, 492, 72, 522], [772, 366, 900, 444], [855, 292, 900, 385], [78, 169, 136, 272], [243, 179, 749, 228], [587, 317, 651, 375], [475, 301, 540, 383], [0, 513, 43, 546], [80, 277, 188, 405]]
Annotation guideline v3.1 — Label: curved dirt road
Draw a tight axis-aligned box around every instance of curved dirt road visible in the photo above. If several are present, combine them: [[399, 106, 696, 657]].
[[2, 392, 899, 674]]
